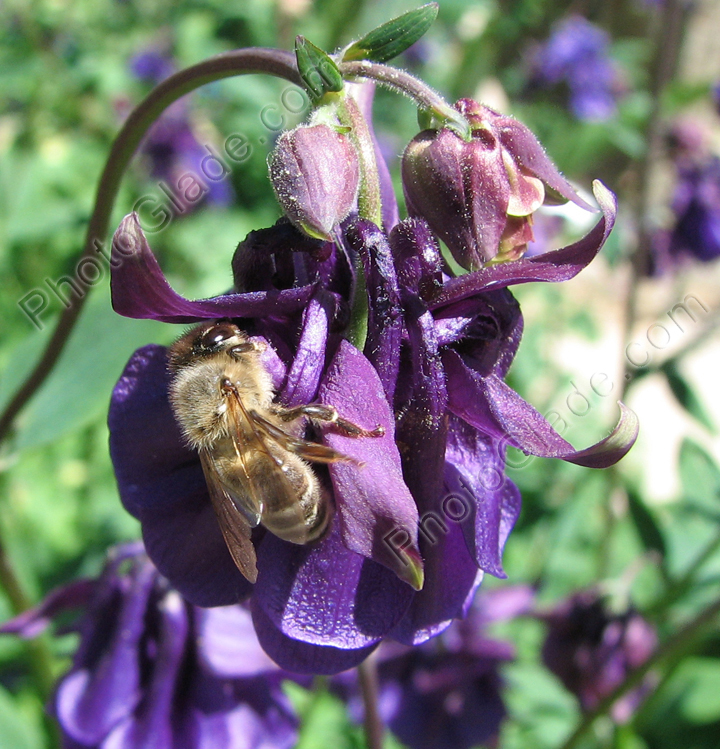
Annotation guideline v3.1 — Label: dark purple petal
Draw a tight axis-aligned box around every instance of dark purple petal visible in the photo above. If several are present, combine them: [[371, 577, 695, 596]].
[[318, 340, 423, 588], [0, 579, 95, 639], [254, 522, 414, 650], [396, 296, 448, 516], [390, 218, 443, 302], [481, 106, 595, 210], [429, 181, 616, 309], [345, 220, 403, 402], [140, 488, 253, 607], [444, 416, 521, 578], [279, 291, 332, 407], [437, 288, 522, 377], [101, 591, 189, 749], [111, 213, 315, 322], [195, 606, 280, 679], [109, 345, 199, 520], [402, 127, 511, 268], [252, 601, 379, 675], [390, 522, 483, 646], [444, 351, 639, 468], [55, 563, 157, 745]]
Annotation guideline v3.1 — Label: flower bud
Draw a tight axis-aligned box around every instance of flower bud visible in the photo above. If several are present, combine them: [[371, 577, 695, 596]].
[[402, 98, 591, 270], [269, 124, 360, 240]]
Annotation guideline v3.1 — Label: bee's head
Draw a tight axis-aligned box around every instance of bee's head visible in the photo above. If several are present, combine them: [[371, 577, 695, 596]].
[[169, 320, 257, 370]]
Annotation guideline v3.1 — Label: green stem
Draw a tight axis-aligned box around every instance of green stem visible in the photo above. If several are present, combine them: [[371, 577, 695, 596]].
[[336, 94, 382, 226], [358, 656, 385, 749], [339, 60, 470, 139], [0, 48, 301, 445], [646, 529, 720, 617], [559, 595, 720, 749], [0, 538, 56, 700]]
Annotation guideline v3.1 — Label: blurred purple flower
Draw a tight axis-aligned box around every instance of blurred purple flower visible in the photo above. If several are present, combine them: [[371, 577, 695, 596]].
[[128, 49, 233, 210], [531, 15, 621, 121], [666, 155, 720, 263], [540, 590, 658, 722], [332, 586, 535, 749], [130, 49, 175, 84], [0, 543, 301, 748]]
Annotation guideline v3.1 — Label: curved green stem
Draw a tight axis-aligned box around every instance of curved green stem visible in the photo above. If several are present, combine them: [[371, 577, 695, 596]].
[[339, 60, 470, 139], [0, 48, 300, 445]]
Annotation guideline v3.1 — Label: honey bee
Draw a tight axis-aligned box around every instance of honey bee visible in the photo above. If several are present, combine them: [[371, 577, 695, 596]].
[[168, 320, 383, 583]]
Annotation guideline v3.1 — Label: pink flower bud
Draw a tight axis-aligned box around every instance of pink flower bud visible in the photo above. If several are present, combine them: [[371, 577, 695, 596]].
[[269, 124, 360, 240]]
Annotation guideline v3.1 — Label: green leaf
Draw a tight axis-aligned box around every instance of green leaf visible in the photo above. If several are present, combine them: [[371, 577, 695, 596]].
[[0, 686, 42, 749], [343, 4, 439, 64], [678, 657, 720, 724], [627, 489, 667, 558], [295, 37, 344, 103], [679, 439, 720, 506], [11, 289, 173, 451], [661, 361, 715, 433]]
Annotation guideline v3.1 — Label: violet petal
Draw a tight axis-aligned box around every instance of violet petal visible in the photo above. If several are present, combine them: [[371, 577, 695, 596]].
[[390, 217, 443, 302], [318, 340, 423, 588], [444, 351, 639, 468], [0, 579, 95, 639], [254, 521, 414, 649], [390, 522, 484, 646], [429, 181, 616, 309], [444, 416, 521, 577], [279, 290, 332, 407], [252, 602, 378, 675], [102, 591, 189, 749], [140, 488, 253, 607], [108, 345, 199, 520], [345, 220, 403, 402], [111, 213, 314, 322], [195, 606, 279, 679], [55, 562, 157, 745], [109, 345, 253, 605]]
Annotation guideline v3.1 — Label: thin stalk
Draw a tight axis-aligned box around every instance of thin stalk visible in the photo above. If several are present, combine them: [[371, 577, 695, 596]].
[[0, 48, 300, 444], [339, 60, 469, 139], [559, 595, 720, 749], [0, 538, 56, 699], [358, 655, 384, 749], [646, 529, 720, 617]]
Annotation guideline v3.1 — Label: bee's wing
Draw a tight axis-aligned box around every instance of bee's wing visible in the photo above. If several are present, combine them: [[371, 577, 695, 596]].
[[225, 386, 307, 528], [199, 449, 258, 584]]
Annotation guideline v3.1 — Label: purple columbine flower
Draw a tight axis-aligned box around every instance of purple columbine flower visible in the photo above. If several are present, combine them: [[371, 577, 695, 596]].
[[402, 98, 594, 269], [540, 590, 658, 722], [0, 543, 301, 748], [530, 15, 620, 121], [332, 586, 535, 749], [106, 156, 636, 673]]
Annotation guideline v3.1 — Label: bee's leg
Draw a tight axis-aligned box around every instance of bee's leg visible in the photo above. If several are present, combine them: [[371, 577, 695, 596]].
[[273, 404, 385, 438], [249, 410, 356, 464]]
